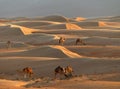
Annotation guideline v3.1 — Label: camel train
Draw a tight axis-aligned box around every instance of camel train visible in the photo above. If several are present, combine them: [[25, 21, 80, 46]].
[[19, 66, 73, 79], [58, 37, 86, 45]]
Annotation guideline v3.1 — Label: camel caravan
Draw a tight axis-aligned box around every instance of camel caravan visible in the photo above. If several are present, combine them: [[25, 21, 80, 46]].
[[58, 37, 86, 45], [17, 66, 73, 80]]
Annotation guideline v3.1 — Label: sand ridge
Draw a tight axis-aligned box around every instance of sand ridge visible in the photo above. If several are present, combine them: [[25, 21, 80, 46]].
[[0, 15, 120, 89]]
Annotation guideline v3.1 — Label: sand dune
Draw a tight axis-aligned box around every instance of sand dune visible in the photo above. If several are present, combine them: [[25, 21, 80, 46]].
[[99, 21, 120, 28], [84, 36, 120, 46], [67, 46, 120, 58], [0, 46, 81, 58], [10, 25, 38, 35], [0, 42, 28, 49], [0, 57, 120, 89], [0, 25, 24, 38], [0, 15, 120, 89], [74, 21, 99, 28], [52, 46, 81, 58], [0, 24, 59, 44], [0, 79, 27, 87], [12, 21, 62, 29], [66, 23, 82, 30], [75, 17, 86, 21], [39, 23, 82, 30], [99, 21, 107, 27], [35, 15, 75, 22]]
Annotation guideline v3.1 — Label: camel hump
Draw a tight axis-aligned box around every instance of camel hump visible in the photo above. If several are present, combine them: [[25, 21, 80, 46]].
[[65, 66, 73, 73], [55, 66, 64, 73], [23, 67, 33, 74]]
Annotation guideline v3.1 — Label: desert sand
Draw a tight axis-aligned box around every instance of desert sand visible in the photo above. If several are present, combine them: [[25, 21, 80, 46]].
[[0, 15, 120, 89]]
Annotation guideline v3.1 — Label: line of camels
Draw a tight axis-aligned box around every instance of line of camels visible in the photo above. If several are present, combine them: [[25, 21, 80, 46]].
[[6, 37, 86, 49], [59, 37, 86, 45], [7, 37, 85, 79], [18, 65, 74, 79]]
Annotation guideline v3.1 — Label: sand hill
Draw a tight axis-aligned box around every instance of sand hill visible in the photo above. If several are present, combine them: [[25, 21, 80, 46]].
[[0, 46, 81, 58], [0, 15, 120, 89], [10, 25, 38, 35], [12, 21, 62, 29], [35, 15, 75, 22], [75, 17, 86, 21], [38, 23, 82, 30], [99, 21, 120, 28]]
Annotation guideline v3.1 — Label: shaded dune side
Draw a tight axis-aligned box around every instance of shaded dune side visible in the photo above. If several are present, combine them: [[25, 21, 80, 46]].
[[52, 46, 82, 58], [74, 22, 99, 27], [36, 15, 76, 22], [0, 42, 28, 49], [0, 25, 59, 44], [66, 23, 82, 30], [11, 21, 62, 28], [0, 25, 24, 37], [67, 46, 120, 58], [0, 46, 81, 58], [10, 25, 38, 35], [84, 37, 120, 46], [99, 21, 120, 28], [38, 23, 82, 30]]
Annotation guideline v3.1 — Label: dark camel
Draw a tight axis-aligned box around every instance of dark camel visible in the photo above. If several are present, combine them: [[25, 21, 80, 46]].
[[54, 66, 73, 79], [59, 37, 65, 45], [22, 67, 33, 78], [75, 38, 86, 45]]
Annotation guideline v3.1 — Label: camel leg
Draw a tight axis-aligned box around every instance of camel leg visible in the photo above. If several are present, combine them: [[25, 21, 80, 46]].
[[24, 74, 27, 78], [54, 72, 57, 79]]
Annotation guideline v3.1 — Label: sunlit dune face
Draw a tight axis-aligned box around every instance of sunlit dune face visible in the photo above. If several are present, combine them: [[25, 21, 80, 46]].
[[75, 17, 86, 21], [66, 23, 82, 30], [99, 21, 120, 28], [10, 25, 38, 35], [98, 21, 107, 27]]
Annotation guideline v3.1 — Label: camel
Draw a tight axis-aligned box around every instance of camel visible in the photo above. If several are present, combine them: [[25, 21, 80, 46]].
[[22, 67, 33, 78], [75, 38, 86, 45], [59, 37, 65, 45], [64, 66, 73, 78], [17, 67, 33, 78], [54, 66, 65, 79], [6, 40, 11, 48], [54, 66, 73, 79]]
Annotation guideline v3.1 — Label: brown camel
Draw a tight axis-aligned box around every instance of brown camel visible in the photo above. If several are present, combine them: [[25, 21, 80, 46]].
[[54, 66, 73, 79], [75, 38, 86, 45], [23, 67, 33, 78], [6, 40, 11, 48], [64, 66, 74, 78], [59, 37, 65, 45], [54, 66, 65, 79]]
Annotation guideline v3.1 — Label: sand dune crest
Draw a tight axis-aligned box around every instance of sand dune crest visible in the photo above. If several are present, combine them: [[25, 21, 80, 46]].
[[10, 25, 38, 35], [66, 23, 82, 30], [52, 46, 82, 58], [75, 17, 86, 21]]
